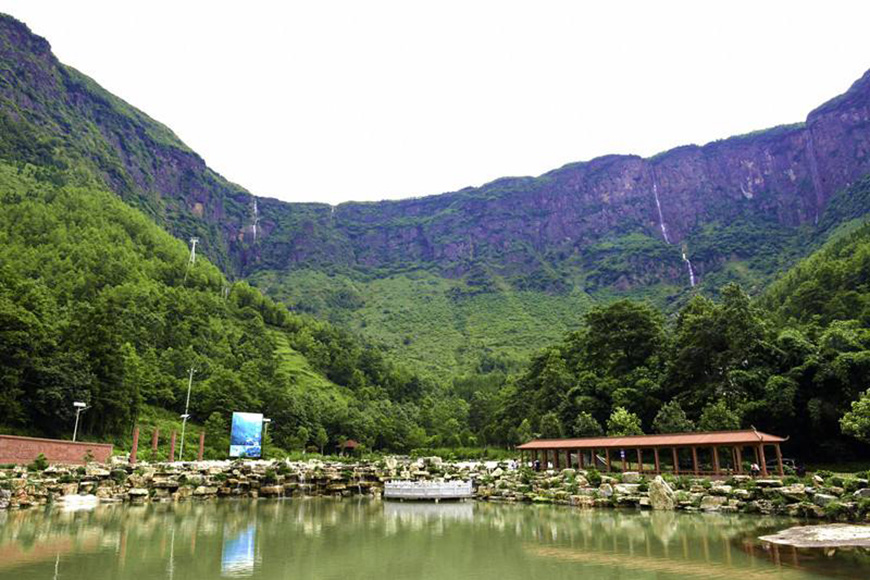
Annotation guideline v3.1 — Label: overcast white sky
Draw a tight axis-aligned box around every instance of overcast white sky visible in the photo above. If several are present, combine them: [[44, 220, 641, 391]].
[[2, 1, 870, 204]]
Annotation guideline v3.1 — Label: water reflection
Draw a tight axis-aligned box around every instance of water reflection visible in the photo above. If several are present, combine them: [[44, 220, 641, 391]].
[[222, 524, 256, 577], [0, 500, 865, 579]]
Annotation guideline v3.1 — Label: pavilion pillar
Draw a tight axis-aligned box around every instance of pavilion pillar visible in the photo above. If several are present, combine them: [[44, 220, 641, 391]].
[[775, 444, 784, 477], [712, 446, 720, 476], [578, 449, 584, 469], [691, 446, 699, 475], [554, 448, 561, 470], [169, 430, 177, 462], [130, 426, 139, 465], [654, 448, 660, 473], [151, 427, 159, 454], [605, 449, 612, 472], [621, 450, 627, 473], [753, 445, 760, 465], [198, 431, 205, 461], [567, 449, 572, 469], [758, 445, 768, 476], [672, 448, 679, 474], [636, 449, 643, 473]]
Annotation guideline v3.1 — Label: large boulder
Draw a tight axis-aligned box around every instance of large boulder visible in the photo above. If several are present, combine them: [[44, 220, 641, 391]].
[[813, 493, 838, 507], [621, 472, 641, 483], [700, 495, 728, 511], [598, 483, 613, 498], [649, 476, 676, 510]]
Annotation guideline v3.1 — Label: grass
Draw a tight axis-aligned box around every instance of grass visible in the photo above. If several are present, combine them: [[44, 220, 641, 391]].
[[251, 268, 597, 378]]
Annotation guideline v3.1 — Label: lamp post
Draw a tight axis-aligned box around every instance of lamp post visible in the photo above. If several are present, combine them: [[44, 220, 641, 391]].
[[72, 402, 88, 442], [179, 368, 195, 460]]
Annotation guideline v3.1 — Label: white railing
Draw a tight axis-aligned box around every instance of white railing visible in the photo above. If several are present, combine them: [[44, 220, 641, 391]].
[[384, 480, 473, 500]]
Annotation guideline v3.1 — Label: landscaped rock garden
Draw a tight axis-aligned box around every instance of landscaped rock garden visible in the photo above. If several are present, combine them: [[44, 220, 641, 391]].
[[1, 456, 869, 523]]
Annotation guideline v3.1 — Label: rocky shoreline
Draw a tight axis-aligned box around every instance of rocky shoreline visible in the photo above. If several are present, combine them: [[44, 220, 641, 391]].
[[1, 457, 869, 522]]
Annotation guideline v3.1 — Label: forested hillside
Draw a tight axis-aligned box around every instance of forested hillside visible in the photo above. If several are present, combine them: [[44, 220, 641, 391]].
[[0, 159, 470, 454], [472, 203, 870, 460]]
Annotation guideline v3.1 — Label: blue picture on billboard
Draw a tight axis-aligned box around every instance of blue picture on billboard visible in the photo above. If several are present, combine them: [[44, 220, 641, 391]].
[[230, 412, 263, 458]]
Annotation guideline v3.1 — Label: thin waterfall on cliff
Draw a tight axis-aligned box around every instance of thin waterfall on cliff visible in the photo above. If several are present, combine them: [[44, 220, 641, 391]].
[[653, 176, 697, 287], [652, 181, 671, 244], [252, 198, 259, 242], [681, 250, 697, 287]]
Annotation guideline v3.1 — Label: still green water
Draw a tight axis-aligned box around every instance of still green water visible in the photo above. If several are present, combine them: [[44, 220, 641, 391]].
[[0, 499, 867, 579]]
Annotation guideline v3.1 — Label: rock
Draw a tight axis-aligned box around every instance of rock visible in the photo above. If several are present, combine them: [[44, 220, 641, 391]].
[[598, 483, 613, 498], [779, 484, 807, 501], [760, 524, 870, 548], [813, 475, 825, 485], [709, 484, 732, 496], [649, 476, 676, 510], [259, 485, 283, 496], [621, 472, 641, 483], [85, 466, 110, 478], [853, 488, 870, 499], [614, 483, 640, 495], [814, 493, 838, 507], [128, 488, 149, 497], [193, 486, 218, 496], [570, 495, 595, 508], [756, 479, 783, 488], [700, 495, 728, 511]]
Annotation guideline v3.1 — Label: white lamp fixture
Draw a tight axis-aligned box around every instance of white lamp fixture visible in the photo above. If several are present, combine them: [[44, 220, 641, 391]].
[[72, 402, 88, 442]]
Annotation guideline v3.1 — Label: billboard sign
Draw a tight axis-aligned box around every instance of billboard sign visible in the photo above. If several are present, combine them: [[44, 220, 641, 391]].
[[229, 412, 263, 458]]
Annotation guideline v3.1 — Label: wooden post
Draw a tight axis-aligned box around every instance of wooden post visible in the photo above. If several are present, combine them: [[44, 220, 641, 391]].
[[691, 446, 699, 475], [712, 446, 720, 476], [654, 448, 660, 473], [169, 430, 177, 462], [774, 444, 784, 477], [579, 449, 585, 469], [151, 427, 159, 453], [636, 449, 643, 473], [672, 448, 679, 474], [130, 426, 139, 465], [758, 445, 768, 476], [605, 449, 612, 472], [566, 449, 572, 469], [621, 449, 627, 472], [554, 448, 560, 470], [198, 431, 205, 461]]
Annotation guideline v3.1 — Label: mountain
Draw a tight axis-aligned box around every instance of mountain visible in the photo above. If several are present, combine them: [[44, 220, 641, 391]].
[[4, 14, 870, 378]]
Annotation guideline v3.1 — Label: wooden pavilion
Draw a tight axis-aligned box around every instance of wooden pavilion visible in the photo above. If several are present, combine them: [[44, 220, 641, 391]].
[[517, 429, 788, 477]]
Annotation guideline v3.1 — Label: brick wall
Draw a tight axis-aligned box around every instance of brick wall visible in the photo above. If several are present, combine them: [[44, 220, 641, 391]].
[[0, 435, 113, 465]]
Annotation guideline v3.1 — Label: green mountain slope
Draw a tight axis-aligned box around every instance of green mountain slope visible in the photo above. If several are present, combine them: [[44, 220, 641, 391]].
[[0, 159, 465, 453]]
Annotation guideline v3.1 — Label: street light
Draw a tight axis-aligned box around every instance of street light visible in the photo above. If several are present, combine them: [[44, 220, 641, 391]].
[[72, 402, 88, 442], [178, 368, 195, 461]]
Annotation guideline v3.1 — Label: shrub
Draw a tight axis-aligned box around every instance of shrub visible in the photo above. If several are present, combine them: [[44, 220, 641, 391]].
[[263, 468, 278, 485], [585, 468, 602, 487], [823, 501, 850, 520], [27, 453, 49, 472]]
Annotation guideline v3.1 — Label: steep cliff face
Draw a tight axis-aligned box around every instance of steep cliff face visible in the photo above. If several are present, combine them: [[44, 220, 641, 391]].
[[0, 14, 253, 272], [247, 71, 870, 289]]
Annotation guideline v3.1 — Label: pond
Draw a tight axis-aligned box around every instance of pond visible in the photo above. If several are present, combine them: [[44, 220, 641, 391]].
[[0, 499, 867, 579]]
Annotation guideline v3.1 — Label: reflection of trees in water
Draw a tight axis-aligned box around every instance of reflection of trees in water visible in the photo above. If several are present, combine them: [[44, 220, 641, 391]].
[[0, 500, 864, 579]]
